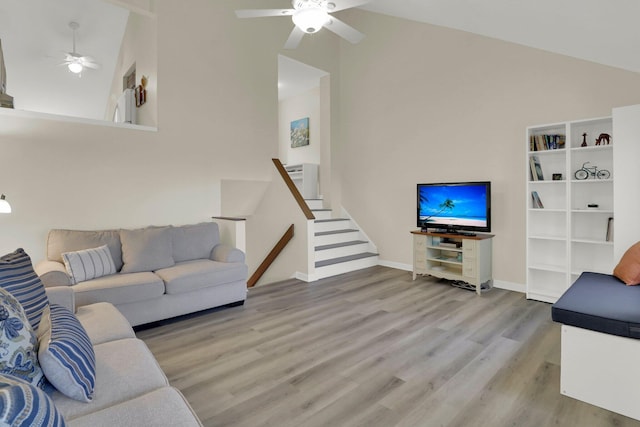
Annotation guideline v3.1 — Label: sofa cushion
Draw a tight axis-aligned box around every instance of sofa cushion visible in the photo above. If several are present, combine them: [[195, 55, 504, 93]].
[[171, 222, 220, 263], [0, 373, 66, 427], [47, 229, 123, 272], [155, 259, 248, 295], [62, 245, 116, 285], [0, 248, 49, 330], [71, 272, 164, 307], [52, 338, 168, 420], [0, 287, 45, 388], [38, 305, 96, 403], [74, 303, 135, 345], [120, 227, 175, 273], [66, 387, 201, 427]]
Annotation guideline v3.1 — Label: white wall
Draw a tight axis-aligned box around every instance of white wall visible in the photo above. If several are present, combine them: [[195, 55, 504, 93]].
[[279, 87, 321, 166], [613, 104, 640, 260], [105, 11, 157, 127]]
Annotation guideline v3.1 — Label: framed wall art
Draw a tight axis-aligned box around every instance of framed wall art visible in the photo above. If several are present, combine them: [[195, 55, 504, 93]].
[[291, 117, 309, 148]]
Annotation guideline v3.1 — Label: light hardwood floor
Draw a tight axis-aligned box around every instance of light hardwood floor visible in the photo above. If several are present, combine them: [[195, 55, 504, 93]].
[[137, 266, 640, 427]]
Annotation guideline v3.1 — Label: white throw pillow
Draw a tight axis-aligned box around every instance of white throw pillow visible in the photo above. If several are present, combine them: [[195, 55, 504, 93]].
[[62, 245, 116, 285]]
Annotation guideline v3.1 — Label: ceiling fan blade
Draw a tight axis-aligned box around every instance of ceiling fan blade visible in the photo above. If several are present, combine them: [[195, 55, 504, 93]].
[[324, 16, 365, 44], [235, 9, 294, 18], [83, 62, 100, 69], [328, 0, 371, 13], [284, 26, 305, 50]]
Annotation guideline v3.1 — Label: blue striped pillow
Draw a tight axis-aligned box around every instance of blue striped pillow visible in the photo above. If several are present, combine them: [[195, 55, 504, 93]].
[[0, 249, 49, 330], [38, 304, 96, 402], [0, 374, 66, 426]]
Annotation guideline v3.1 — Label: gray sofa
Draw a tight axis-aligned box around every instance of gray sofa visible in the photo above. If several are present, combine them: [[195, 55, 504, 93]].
[[35, 222, 248, 326], [46, 287, 202, 426]]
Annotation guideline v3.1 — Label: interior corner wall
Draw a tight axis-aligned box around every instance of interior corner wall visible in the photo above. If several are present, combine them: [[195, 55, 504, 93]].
[[278, 87, 321, 166], [335, 9, 640, 286], [105, 11, 158, 127]]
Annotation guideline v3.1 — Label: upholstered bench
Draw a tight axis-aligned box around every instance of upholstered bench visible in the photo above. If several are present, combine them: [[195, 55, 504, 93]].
[[552, 271, 640, 421]]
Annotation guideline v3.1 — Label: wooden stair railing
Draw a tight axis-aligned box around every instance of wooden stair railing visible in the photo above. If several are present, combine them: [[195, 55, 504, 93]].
[[272, 159, 315, 220], [247, 224, 294, 288]]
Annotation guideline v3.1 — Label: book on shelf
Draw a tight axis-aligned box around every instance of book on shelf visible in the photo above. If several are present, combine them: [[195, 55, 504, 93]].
[[529, 155, 544, 181], [531, 191, 544, 209], [606, 217, 614, 242], [529, 134, 565, 151]]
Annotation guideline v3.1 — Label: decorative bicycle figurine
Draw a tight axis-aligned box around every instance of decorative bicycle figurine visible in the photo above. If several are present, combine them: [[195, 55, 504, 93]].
[[574, 162, 610, 180]]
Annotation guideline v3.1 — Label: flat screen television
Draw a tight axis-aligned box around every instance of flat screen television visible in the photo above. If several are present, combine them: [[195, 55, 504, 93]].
[[417, 181, 491, 234]]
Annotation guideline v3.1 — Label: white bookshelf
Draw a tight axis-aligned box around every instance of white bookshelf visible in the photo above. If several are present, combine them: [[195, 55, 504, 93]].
[[526, 117, 613, 303], [284, 163, 318, 199]]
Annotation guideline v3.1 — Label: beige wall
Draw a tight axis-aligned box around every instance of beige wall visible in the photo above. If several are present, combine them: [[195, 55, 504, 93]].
[[1, 2, 640, 289], [0, 0, 294, 262], [335, 10, 640, 286], [279, 87, 321, 166]]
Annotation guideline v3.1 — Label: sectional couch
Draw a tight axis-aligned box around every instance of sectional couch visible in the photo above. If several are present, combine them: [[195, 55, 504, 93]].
[[35, 222, 248, 326], [48, 288, 202, 426], [0, 247, 204, 426]]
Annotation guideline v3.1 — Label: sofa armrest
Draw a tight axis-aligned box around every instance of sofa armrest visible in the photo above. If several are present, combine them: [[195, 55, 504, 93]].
[[45, 286, 75, 313], [34, 260, 72, 287], [210, 244, 245, 263]]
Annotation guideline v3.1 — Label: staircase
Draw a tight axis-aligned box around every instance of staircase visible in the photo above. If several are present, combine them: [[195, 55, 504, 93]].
[[306, 199, 379, 280]]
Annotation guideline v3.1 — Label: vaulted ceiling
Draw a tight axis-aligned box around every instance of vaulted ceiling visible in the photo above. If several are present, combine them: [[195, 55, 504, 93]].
[[1, 0, 638, 121], [361, 0, 640, 73]]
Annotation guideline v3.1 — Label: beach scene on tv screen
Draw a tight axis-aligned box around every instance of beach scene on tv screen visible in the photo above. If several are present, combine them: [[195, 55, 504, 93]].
[[419, 184, 487, 226]]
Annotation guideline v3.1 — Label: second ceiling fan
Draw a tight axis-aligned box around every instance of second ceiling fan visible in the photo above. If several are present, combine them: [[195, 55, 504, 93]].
[[235, 0, 371, 49]]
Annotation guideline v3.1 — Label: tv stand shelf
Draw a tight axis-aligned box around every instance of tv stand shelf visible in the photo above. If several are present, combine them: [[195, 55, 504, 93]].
[[411, 231, 494, 295]]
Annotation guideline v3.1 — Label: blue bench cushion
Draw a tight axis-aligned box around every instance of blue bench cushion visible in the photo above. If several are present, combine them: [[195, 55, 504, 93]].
[[552, 271, 640, 339]]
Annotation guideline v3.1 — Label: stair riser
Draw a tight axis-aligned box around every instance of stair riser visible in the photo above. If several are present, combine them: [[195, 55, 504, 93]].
[[314, 231, 361, 246], [315, 243, 370, 262], [315, 256, 379, 280], [314, 220, 352, 233], [306, 200, 324, 210], [312, 210, 332, 221]]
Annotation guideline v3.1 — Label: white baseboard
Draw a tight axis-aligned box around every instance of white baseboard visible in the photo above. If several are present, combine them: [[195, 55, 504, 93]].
[[295, 271, 317, 283], [493, 280, 525, 294], [378, 259, 412, 271]]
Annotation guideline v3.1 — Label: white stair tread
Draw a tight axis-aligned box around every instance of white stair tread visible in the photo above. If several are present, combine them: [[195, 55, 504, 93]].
[[315, 240, 368, 251], [315, 252, 379, 268]]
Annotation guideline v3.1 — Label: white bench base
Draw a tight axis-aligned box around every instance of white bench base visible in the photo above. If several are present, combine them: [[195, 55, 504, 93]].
[[561, 325, 640, 420]]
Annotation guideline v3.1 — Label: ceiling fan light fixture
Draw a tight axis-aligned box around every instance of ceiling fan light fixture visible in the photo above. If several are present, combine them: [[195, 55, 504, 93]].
[[68, 61, 83, 74], [292, 7, 329, 33]]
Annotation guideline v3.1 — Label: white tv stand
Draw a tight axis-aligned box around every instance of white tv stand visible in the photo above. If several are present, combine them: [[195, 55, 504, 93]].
[[411, 231, 494, 295]]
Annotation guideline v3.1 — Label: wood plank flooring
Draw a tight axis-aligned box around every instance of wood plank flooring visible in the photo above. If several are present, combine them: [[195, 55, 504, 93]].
[[137, 266, 640, 427]]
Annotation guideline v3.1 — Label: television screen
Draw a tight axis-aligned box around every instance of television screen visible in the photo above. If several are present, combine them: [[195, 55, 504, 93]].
[[417, 181, 491, 233]]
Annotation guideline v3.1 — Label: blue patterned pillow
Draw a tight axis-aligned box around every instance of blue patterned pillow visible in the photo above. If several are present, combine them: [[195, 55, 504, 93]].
[[0, 288, 45, 388], [38, 304, 95, 402], [0, 374, 66, 426], [0, 249, 49, 330]]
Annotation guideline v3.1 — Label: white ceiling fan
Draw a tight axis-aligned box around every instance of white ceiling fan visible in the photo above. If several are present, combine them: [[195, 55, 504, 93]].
[[235, 0, 370, 49], [62, 22, 99, 75]]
